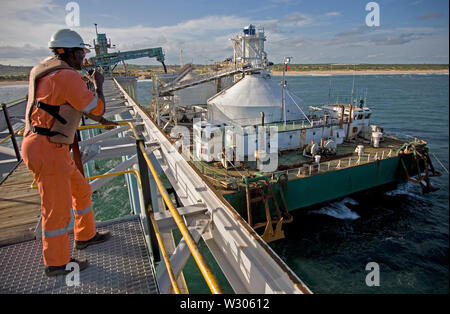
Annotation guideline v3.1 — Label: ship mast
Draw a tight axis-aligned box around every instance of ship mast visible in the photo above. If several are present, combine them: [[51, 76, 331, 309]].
[[282, 56, 292, 127]]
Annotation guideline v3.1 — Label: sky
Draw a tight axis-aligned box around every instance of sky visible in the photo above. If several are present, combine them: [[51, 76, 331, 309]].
[[0, 0, 448, 66]]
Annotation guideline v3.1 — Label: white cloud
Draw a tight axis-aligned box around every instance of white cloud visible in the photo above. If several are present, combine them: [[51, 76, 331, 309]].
[[281, 12, 314, 27], [0, 0, 447, 65], [326, 12, 341, 17], [0, 2, 256, 65]]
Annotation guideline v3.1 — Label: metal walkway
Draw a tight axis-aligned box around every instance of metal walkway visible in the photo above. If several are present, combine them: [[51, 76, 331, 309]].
[[0, 216, 159, 294], [0, 76, 312, 294], [0, 162, 41, 247]]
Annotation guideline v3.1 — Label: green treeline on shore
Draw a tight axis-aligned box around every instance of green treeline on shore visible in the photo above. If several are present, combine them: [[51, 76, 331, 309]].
[[0, 64, 31, 81], [0, 63, 448, 81], [0, 74, 29, 81]]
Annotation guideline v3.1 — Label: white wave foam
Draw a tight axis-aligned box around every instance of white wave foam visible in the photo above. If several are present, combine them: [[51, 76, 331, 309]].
[[384, 182, 426, 201], [306, 74, 332, 77], [310, 197, 360, 220]]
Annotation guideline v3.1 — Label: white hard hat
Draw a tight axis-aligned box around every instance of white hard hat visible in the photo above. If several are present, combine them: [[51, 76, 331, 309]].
[[48, 29, 91, 53]]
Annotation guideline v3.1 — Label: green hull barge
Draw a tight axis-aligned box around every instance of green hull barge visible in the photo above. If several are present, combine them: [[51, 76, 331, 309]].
[[190, 136, 440, 242]]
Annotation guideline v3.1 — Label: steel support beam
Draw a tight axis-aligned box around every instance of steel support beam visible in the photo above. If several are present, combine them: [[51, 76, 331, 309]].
[[157, 214, 210, 294], [114, 78, 311, 294]]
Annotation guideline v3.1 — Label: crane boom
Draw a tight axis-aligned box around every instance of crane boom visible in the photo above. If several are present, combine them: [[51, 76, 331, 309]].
[[85, 24, 166, 75]]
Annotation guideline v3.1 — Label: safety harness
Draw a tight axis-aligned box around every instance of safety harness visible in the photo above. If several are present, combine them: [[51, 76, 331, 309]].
[[31, 101, 68, 137], [24, 56, 83, 144]]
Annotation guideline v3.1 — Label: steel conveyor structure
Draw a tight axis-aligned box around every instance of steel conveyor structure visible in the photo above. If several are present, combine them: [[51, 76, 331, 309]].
[[112, 78, 311, 294]]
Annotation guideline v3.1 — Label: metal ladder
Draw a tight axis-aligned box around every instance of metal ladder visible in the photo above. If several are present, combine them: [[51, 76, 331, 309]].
[[244, 176, 286, 242]]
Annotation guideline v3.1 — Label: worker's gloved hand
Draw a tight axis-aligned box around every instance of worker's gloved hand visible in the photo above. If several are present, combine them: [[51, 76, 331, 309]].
[[83, 112, 119, 130], [90, 69, 104, 89], [98, 116, 119, 130]]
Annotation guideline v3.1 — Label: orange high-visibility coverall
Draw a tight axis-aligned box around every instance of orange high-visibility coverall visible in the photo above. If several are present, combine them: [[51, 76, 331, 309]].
[[21, 64, 104, 267]]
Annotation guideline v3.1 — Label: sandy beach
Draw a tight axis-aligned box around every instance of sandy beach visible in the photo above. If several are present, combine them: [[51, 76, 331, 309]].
[[271, 69, 449, 76], [0, 81, 28, 86], [0, 69, 448, 86]]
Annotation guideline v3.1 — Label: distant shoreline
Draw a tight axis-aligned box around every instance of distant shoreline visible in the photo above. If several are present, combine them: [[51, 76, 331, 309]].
[[0, 69, 448, 86], [0, 80, 28, 86], [271, 69, 449, 76]]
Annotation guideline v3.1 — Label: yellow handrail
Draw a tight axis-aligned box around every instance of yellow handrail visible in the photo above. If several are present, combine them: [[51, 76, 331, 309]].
[[137, 141, 223, 294], [0, 96, 27, 110], [77, 121, 129, 130], [148, 206, 181, 294], [85, 170, 142, 187], [0, 134, 12, 145], [30, 167, 182, 293], [30, 169, 142, 190], [0, 125, 25, 145], [77, 121, 140, 141], [85, 170, 184, 293], [77, 122, 223, 293]]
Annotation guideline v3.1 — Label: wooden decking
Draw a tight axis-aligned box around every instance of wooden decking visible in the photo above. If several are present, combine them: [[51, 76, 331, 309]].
[[0, 162, 40, 247]]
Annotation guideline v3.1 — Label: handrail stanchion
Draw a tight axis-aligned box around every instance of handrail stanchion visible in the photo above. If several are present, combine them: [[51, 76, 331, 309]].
[[86, 170, 181, 293], [138, 141, 224, 294], [1, 103, 21, 161], [136, 137, 161, 263], [74, 122, 223, 293], [148, 206, 181, 294]]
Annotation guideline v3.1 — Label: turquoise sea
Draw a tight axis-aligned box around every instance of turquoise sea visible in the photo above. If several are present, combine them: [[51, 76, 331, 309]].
[[1, 73, 448, 294], [269, 74, 449, 294]]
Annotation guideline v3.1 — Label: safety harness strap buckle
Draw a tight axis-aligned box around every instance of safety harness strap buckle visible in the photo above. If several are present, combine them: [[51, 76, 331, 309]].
[[31, 126, 67, 137], [35, 100, 68, 124]]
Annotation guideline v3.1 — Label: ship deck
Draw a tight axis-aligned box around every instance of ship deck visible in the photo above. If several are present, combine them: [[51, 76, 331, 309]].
[[191, 134, 409, 193]]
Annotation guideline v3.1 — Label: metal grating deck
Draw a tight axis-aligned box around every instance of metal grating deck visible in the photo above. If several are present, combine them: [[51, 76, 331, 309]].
[[0, 216, 159, 294]]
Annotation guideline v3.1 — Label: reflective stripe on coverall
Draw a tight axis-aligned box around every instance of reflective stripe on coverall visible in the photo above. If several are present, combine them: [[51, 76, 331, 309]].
[[21, 61, 104, 267]]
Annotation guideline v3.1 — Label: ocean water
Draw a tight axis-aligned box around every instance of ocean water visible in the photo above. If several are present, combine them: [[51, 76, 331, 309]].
[[1, 74, 448, 294], [0, 84, 28, 103], [136, 74, 449, 294], [268, 74, 449, 294]]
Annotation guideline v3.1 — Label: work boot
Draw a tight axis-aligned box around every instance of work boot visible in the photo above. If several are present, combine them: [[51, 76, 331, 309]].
[[74, 231, 111, 250], [44, 258, 89, 277]]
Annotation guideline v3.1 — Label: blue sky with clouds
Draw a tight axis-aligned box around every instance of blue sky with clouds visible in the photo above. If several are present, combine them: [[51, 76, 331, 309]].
[[0, 0, 448, 65]]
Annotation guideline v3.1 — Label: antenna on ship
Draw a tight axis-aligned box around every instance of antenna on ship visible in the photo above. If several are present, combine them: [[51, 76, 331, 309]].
[[364, 88, 368, 107], [180, 48, 183, 67], [328, 64, 332, 104], [282, 56, 292, 127], [351, 64, 356, 105]]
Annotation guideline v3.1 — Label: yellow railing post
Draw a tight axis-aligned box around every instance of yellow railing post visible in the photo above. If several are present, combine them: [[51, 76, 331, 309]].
[[32, 167, 182, 294], [148, 207, 181, 294], [73, 122, 224, 293], [137, 141, 223, 294]]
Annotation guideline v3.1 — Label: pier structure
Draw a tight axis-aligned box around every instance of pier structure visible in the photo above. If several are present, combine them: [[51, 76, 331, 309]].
[[0, 77, 311, 294]]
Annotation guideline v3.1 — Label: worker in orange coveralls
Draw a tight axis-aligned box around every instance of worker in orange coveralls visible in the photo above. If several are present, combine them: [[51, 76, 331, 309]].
[[21, 29, 114, 276]]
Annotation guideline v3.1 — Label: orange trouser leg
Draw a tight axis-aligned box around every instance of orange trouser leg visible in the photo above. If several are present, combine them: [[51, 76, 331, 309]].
[[71, 168, 96, 241], [37, 171, 72, 266], [22, 134, 94, 266], [22, 135, 74, 266]]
